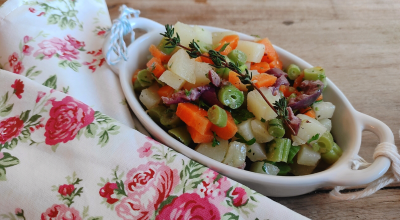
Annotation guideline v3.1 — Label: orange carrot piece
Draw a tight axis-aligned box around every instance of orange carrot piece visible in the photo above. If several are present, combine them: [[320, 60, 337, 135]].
[[252, 73, 277, 88], [149, 45, 171, 64], [201, 53, 214, 64], [146, 57, 165, 78], [187, 125, 214, 143], [299, 107, 316, 119], [293, 73, 304, 89], [217, 35, 239, 50], [257, 38, 277, 61], [194, 56, 202, 62], [132, 69, 141, 83], [211, 111, 237, 140], [215, 44, 233, 55], [250, 62, 270, 73], [316, 94, 323, 101], [268, 58, 283, 70], [228, 71, 248, 92], [279, 85, 296, 97], [176, 103, 212, 135], [157, 85, 175, 98]]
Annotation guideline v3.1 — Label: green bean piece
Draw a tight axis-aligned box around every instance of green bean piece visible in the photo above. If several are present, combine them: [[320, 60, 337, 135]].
[[312, 131, 334, 153], [287, 64, 301, 80], [227, 49, 247, 66], [215, 68, 230, 79], [197, 41, 212, 53], [238, 64, 248, 73], [249, 162, 280, 175], [207, 105, 228, 127], [266, 138, 292, 162], [157, 37, 176, 55], [287, 145, 301, 164], [168, 126, 192, 146], [133, 79, 146, 92], [303, 67, 325, 81], [321, 142, 343, 164], [160, 110, 183, 129], [137, 69, 154, 88], [218, 84, 244, 109], [267, 118, 285, 138], [147, 105, 167, 124]]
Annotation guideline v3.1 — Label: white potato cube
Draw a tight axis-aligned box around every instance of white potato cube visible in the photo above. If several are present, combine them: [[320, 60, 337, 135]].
[[168, 49, 196, 84], [159, 70, 186, 90], [236, 40, 265, 63], [195, 138, 228, 162], [212, 31, 238, 46], [250, 119, 274, 143], [194, 26, 212, 45], [139, 84, 160, 109], [248, 69, 260, 78], [183, 61, 212, 89], [247, 87, 280, 121], [290, 162, 317, 176], [318, 118, 332, 132], [292, 114, 327, 146], [237, 119, 255, 141], [312, 101, 336, 120], [173, 21, 195, 47], [222, 141, 247, 168], [246, 142, 267, 162], [297, 145, 321, 166]]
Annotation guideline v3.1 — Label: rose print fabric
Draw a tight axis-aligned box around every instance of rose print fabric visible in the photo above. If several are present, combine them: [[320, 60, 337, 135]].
[[0, 1, 308, 219]]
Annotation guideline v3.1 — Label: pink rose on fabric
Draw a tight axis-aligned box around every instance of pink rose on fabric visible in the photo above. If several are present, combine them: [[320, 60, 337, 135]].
[[0, 152, 3, 159], [24, 36, 33, 44], [115, 197, 152, 220], [12, 61, 25, 74], [0, 116, 24, 144], [15, 208, 22, 215], [22, 45, 34, 56], [230, 187, 248, 207], [37, 12, 45, 17], [97, 30, 106, 36], [44, 96, 95, 145], [99, 182, 119, 204], [11, 79, 24, 99], [34, 37, 79, 61], [8, 52, 18, 67], [29, 8, 36, 13], [65, 35, 85, 49], [58, 184, 75, 196], [137, 142, 152, 158], [41, 204, 82, 220], [36, 91, 46, 103], [156, 193, 220, 220]]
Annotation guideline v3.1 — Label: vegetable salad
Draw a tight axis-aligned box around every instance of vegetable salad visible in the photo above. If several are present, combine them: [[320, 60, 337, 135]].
[[132, 21, 342, 176]]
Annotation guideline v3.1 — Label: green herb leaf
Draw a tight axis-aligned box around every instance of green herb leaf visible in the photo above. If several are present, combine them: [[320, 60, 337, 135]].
[[261, 118, 266, 123], [212, 132, 220, 147], [307, 133, 320, 144], [229, 108, 255, 125], [234, 133, 256, 145], [184, 89, 192, 97], [273, 97, 289, 121], [219, 42, 230, 52], [198, 100, 210, 110]]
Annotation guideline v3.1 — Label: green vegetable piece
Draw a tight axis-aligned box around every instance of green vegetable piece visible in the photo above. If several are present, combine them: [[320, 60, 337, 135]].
[[287, 145, 301, 164], [147, 105, 167, 123], [137, 69, 154, 88], [304, 67, 325, 81], [274, 162, 291, 176], [215, 68, 230, 79], [312, 131, 334, 153], [207, 105, 228, 127], [321, 142, 343, 164], [287, 64, 301, 80], [157, 37, 176, 55], [227, 49, 247, 66], [218, 84, 244, 109], [229, 108, 255, 125], [266, 138, 292, 162], [197, 41, 212, 53], [238, 64, 248, 73], [250, 162, 279, 175], [160, 110, 183, 129], [133, 79, 146, 92], [267, 118, 285, 138], [168, 126, 192, 146]]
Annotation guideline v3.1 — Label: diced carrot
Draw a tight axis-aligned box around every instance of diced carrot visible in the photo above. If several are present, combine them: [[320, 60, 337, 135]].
[[149, 45, 171, 64], [299, 107, 316, 119], [268, 58, 283, 70], [257, 38, 277, 61], [250, 62, 270, 73], [132, 69, 141, 83], [211, 111, 237, 140], [176, 103, 212, 135], [252, 73, 277, 88], [157, 85, 175, 98], [316, 94, 323, 101], [279, 85, 296, 97], [187, 125, 214, 143], [293, 73, 304, 89], [194, 56, 202, 62], [146, 57, 165, 78], [217, 35, 239, 50], [228, 71, 248, 92], [201, 53, 214, 64], [215, 44, 233, 55]]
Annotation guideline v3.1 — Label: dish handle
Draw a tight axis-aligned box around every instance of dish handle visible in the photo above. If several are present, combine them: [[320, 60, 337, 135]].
[[328, 112, 393, 186], [103, 17, 163, 75]]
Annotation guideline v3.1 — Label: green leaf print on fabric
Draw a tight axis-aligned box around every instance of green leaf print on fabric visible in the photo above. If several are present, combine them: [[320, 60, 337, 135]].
[[42, 75, 57, 89]]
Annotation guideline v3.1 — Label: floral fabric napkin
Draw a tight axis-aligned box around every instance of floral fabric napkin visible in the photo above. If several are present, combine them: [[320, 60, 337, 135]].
[[0, 0, 308, 219]]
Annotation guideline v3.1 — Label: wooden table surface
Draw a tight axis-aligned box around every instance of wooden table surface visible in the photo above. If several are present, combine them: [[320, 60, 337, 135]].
[[1, 0, 399, 219]]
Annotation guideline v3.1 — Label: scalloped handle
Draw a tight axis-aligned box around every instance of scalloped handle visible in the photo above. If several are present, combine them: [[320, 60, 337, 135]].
[[102, 17, 163, 75], [328, 112, 393, 186]]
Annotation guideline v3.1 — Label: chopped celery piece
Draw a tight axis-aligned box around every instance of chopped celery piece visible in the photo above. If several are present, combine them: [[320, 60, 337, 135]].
[[239, 64, 248, 73], [227, 49, 247, 66], [147, 105, 167, 123], [321, 142, 343, 164], [267, 118, 285, 138], [304, 67, 325, 81], [266, 138, 291, 162], [218, 84, 244, 109], [168, 126, 192, 146], [274, 162, 291, 176], [287, 145, 301, 164], [312, 131, 334, 153], [286, 64, 301, 80], [160, 110, 183, 129], [250, 162, 279, 175], [208, 105, 228, 127]]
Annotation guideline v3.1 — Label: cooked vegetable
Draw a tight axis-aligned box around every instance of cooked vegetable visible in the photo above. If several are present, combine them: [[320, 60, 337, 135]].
[[137, 69, 154, 88], [195, 137, 229, 162], [139, 84, 161, 109], [215, 35, 239, 55], [287, 145, 301, 164], [267, 118, 285, 138], [218, 84, 244, 109], [147, 57, 165, 78], [250, 119, 274, 143], [312, 101, 335, 120], [160, 110, 183, 129], [250, 162, 279, 175], [187, 125, 213, 143], [287, 64, 301, 80], [236, 40, 265, 63], [208, 105, 228, 127], [157, 85, 175, 98], [157, 37, 176, 55], [147, 105, 167, 123], [228, 49, 247, 66], [292, 114, 327, 146], [159, 70, 186, 90], [247, 87, 280, 121], [318, 118, 332, 131], [312, 131, 334, 153], [222, 141, 247, 167], [228, 71, 248, 91], [168, 49, 196, 84], [250, 62, 270, 74], [149, 44, 171, 64], [321, 142, 342, 164], [176, 103, 212, 135], [266, 138, 291, 162], [297, 144, 321, 166], [194, 26, 213, 45], [237, 119, 256, 141], [168, 126, 192, 146], [246, 142, 268, 162], [211, 110, 237, 140], [304, 67, 325, 81]]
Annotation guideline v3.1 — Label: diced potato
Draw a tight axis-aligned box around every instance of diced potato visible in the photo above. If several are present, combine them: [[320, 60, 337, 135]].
[[289, 162, 317, 176], [195, 138, 228, 162], [247, 87, 280, 121], [236, 40, 265, 63], [182, 61, 212, 89], [250, 162, 279, 175], [222, 141, 247, 167], [246, 142, 268, 162], [250, 119, 274, 143], [312, 101, 336, 120], [212, 31, 238, 46], [159, 70, 186, 90], [297, 145, 321, 166], [168, 49, 196, 84], [194, 26, 212, 45], [173, 21, 195, 47], [139, 84, 160, 109], [291, 114, 327, 146], [318, 118, 332, 132], [237, 119, 255, 141]]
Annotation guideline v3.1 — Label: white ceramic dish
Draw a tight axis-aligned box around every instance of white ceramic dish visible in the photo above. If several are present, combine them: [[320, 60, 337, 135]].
[[104, 17, 394, 197]]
